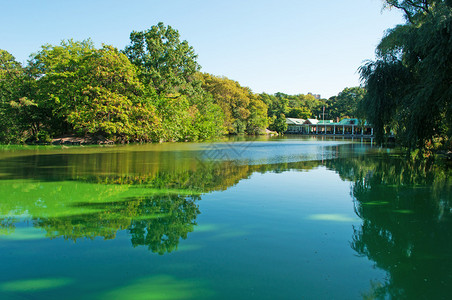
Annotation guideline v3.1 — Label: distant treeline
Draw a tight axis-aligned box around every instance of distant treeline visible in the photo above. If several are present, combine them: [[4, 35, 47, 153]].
[[0, 22, 363, 144]]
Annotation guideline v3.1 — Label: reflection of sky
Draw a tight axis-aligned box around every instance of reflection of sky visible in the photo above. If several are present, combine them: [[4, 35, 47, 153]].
[[204, 167, 360, 219], [199, 140, 358, 165]]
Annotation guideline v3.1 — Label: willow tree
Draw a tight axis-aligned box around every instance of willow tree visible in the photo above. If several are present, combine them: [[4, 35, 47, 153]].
[[359, 0, 452, 150]]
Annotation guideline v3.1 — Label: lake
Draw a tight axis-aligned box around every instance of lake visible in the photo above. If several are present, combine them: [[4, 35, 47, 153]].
[[0, 137, 451, 299]]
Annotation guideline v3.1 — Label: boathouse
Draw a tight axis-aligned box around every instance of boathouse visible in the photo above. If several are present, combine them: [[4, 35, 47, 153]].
[[286, 118, 373, 136]]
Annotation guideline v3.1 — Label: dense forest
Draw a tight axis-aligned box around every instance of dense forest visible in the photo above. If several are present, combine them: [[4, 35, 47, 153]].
[[0, 22, 363, 144]]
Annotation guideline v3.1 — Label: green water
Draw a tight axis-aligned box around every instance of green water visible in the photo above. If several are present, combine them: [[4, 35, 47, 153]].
[[0, 137, 450, 299]]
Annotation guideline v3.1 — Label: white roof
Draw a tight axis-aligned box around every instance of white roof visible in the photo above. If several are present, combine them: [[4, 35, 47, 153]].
[[286, 118, 306, 125], [306, 119, 319, 125]]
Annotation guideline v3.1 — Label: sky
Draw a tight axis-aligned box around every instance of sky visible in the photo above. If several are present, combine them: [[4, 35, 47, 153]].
[[0, 0, 405, 98]]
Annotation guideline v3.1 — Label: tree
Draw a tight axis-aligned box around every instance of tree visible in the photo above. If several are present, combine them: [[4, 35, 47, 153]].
[[286, 107, 312, 119], [0, 50, 24, 141], [3, 34, 224, 143], [359, 1, 452, 150], [0, 50, 39, 142], [29, 39, 97, 136], [189, 93, 226, 140], [268, 96, 288, 134], [327, 87, 366, 120], [264, 92, 325, 122], [124, 22, 201, 95], [382, 0, 442, 23], [124, 24, 226, 141], [67, 45, 161, 141], [29, 41, 161, 142], [197, 73, 268, 135], [246, 95, 269, 134]]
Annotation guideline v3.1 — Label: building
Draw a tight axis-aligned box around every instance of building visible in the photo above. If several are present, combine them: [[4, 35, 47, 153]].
[[286, 118, 373, 136], [307, 92, 321, 100]]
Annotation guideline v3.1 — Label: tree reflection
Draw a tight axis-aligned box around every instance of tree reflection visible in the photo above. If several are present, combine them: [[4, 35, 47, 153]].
[[331, 155, 452, 299], [0, 217, 16, 235], [2, 143, 450, 272], [128, 194, 200, 254], [33, 194, 200, 255], [0, 145, 323, 255]]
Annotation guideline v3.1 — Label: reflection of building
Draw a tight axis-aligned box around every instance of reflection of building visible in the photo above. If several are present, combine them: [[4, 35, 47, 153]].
[[286, 118, 373, 136]]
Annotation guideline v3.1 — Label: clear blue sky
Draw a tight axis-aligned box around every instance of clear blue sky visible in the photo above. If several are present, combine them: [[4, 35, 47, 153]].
[[0, 0, 404, 98]]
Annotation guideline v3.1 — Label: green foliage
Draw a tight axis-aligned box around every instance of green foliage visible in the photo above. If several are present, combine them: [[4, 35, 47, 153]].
[[3, 21, 377, 143], [124, 22, 201, 96], [189, 94, 227, 139], [198, 73, 268, 135], [263, 92, 326, 122], [359, 1, 452, 150], [123, 24, 226, 141], [29, 39, 96, 136], [383, 0, 438, 23], [271, 92, 324, 116], [327, 87, 366, 121], [266, 95, 288, 133], [0, 50, 40, 142], [151, 93, 226, 142], [262, 92, 327, 133], [246, 95, 269, 134], [269, 114, 288, 134], [0, 33, 224, 144], [359, 59, 411, 145], [29, 42, 162, 142], [153, 95, 193, 141], [286, 107, 312, 119]]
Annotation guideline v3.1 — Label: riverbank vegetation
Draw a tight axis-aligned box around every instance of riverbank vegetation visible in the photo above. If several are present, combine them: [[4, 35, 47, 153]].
[[1, 23, 363, 144], [1, 1, 450, 152], [0, 25, 226, 144], [359, 0, 452, 153]]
